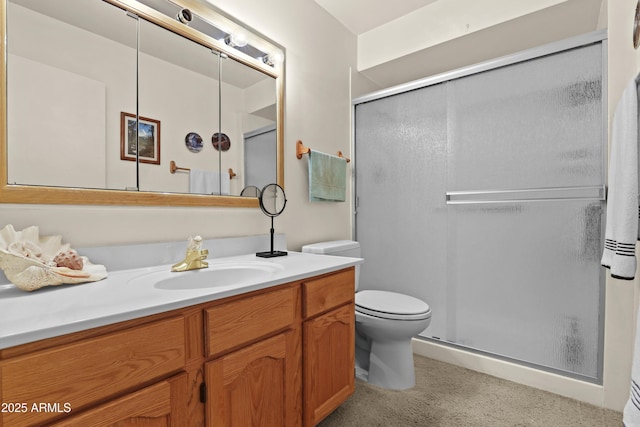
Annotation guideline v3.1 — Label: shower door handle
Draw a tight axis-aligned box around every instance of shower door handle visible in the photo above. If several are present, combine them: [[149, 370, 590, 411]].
[[445, 186, 605, 205]]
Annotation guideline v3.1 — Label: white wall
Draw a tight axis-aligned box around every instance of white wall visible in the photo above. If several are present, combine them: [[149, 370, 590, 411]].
[[8, 55, 107, 188], [355, 0, 605, 89], [357, 0, 570, 71]]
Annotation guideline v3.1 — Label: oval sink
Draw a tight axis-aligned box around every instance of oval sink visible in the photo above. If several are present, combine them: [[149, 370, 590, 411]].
[[130, 260, 284, 290]]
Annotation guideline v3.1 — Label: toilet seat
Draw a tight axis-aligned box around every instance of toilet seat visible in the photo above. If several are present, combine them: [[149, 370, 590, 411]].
[[356, 290, 431, 321]]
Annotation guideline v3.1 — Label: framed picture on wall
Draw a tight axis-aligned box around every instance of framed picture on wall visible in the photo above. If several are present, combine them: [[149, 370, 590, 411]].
[[120, 112, 161, 165]]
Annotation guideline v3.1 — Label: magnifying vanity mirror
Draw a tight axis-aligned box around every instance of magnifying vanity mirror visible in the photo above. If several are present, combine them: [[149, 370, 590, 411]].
[[0, 0, 284, 207]]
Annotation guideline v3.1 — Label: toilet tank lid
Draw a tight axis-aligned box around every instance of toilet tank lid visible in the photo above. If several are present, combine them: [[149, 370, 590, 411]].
[[301, 240, 360, 254]]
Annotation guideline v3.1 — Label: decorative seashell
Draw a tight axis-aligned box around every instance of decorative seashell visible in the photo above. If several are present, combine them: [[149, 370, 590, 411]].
[[0, 225, 107, 291], [7, 240, 43, 260], [53, 249, 84, 270]]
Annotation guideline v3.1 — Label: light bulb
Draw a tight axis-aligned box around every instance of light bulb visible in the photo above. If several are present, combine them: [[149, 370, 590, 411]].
[[262, 51, 284, 67], [225, 32, 248, 48]]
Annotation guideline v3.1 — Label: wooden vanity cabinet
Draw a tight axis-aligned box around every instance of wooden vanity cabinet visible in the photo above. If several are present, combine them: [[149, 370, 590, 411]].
[[302, 269, 356, 427], [203, 285, 301, 426], [0, 267, 355, 427], [0, 315, 190, 427]]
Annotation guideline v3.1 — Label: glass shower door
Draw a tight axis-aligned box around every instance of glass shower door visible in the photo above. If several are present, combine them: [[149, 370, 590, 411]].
[[354, 83, 448, 339], [354, 38, 606, 381], [445, 42, 605, 380]]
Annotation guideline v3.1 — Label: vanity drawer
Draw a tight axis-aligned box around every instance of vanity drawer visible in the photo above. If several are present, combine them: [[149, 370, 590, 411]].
[[205, 286, 296, 358], [49, 378, 173, 427], [0, 316, 186, 427], [303, 268, 355, 318]]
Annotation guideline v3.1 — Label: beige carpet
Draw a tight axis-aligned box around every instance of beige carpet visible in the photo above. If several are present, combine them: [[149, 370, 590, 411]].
[[319, 355, 622, 427]]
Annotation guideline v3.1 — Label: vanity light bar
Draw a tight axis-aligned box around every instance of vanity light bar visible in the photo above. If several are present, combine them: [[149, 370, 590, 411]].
[[135, 0, 283, 67]]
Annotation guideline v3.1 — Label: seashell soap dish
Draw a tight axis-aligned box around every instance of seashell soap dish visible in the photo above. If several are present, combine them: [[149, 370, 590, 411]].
[[0, 225, 107, 292]]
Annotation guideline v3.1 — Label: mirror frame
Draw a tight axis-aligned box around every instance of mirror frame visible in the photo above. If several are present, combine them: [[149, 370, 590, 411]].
[[0, 0, 284, 207]]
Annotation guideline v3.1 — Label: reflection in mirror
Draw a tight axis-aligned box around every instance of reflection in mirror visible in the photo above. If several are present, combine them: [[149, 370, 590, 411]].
[[243, 124, 277, 192], [2, 0, 284, 207], [7, 0, 138, 190], [220, 56, 277, 196], [137, 17, 222, 194]]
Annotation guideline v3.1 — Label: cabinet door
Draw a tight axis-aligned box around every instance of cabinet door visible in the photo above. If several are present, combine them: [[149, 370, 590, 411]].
[[303, 303, 354, 427], [205, 331, 300, 427], [49, 373, 187, 427]]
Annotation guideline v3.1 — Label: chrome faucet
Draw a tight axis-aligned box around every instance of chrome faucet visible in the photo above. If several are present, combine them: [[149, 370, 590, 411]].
[[171, 236, 209, 272]]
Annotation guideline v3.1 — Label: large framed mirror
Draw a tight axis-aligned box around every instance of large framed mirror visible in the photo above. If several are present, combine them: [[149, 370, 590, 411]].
[[0, 0, 284, 207]]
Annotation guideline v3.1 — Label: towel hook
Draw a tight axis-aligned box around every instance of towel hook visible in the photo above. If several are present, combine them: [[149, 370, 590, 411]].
[[296, 140, 310, 159]]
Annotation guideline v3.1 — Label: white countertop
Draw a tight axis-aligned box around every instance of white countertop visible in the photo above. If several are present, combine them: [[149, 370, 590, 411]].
[[0, 251, 362, 350]]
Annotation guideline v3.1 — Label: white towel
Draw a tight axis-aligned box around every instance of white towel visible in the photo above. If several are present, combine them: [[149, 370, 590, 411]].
[[189, 169, 230, 195], [601, 75, 640, 281], [609, 75, 640, 427]]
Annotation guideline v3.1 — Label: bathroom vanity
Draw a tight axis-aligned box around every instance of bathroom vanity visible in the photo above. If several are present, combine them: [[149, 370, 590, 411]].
[[0, 238, 361, 427]]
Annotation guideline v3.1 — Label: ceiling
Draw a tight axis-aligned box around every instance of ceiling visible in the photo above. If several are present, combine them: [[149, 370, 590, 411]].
[[313, 0, 438, 35]]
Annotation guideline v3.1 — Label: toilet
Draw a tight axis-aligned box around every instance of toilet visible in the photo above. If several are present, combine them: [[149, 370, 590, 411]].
[[301, 240, 431, 390]]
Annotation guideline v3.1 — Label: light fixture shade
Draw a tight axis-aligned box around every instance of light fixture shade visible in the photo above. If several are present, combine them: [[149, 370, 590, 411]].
[[175, 8, 192, 25]]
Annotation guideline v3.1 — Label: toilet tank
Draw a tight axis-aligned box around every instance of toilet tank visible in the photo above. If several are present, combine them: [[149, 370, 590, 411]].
[[301, 240, 361, 290], [301, 240, 361, 257]]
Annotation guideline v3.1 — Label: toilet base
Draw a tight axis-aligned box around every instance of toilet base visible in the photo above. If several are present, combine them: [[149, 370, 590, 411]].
[[355, 295, 431, 390], [354, 297, 431, 391], [365, 338, 416, 390], [355, 332, 417, 390]]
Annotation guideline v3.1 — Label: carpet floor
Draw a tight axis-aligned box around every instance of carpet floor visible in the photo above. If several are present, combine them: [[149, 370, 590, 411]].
[[318, 355, 622, 426]]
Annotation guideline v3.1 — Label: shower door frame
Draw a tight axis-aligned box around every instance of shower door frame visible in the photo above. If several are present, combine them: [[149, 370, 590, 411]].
[[351, 29, 608, 383]]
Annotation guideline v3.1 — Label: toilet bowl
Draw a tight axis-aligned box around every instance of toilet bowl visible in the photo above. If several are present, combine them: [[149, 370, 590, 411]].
[[301, 240, 431, 390], [355, 290, 431, 389]]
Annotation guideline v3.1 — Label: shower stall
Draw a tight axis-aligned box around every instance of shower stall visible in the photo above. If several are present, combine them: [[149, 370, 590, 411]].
[[353, 31, 606, 382]]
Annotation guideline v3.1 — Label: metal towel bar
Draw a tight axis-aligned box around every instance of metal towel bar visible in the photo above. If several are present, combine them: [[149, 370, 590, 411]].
[[445, 186, 605, 204]]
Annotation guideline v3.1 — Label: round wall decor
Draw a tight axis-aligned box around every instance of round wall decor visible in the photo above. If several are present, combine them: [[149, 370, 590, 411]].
[[185, 132, 203, 153], [212, 133, 231, 151]]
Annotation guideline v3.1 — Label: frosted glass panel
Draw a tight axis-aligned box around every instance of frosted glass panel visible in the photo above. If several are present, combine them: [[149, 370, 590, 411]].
[[447, 44, 603, 191], [245, 126, 277, 191], [446, 201, 603, 379], [355, 84, 448, 339]]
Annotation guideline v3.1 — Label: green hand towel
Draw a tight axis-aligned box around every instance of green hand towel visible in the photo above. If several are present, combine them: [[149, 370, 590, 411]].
[[309, 151, 347, 202]]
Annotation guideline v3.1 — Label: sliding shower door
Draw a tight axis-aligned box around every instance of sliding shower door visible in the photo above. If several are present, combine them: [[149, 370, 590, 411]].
[[445, 42, 604, 379], [354, 35, 605, 381], [355, 83, 449, 337]]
